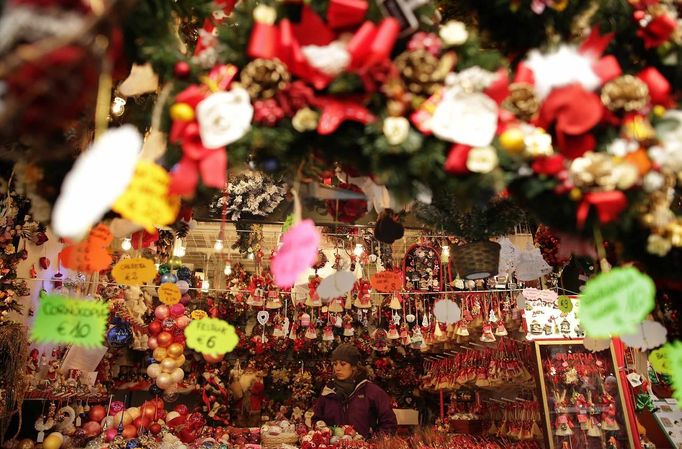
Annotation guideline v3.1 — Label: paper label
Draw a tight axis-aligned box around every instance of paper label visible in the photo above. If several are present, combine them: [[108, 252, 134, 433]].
[[184, 317, 239, 356], [522, 288, 558, 303], [61, 224, 113, 273], [158, 283, 181, 305], [112, 258, 157, 286], [557, 296, 573, 313], [31, 295, 109, 347], [370, 271, 403, 292], [113, 161, 180, 231], [579, 267, 655, 337], [191, 310, 208, 320]]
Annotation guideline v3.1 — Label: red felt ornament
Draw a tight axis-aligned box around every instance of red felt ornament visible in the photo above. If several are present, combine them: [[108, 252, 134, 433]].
[[313, 97, 376, 134]]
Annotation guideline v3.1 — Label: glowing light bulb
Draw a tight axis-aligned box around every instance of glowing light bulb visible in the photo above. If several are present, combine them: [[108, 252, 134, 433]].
[[353, 243, 364, 257], [111, 97, 126, 117], [224, 262, 232, 276], [121, 238, 132, 251], [441, 245, 450, 261], [213, 239, 224, 252], [201, 280, 210, 292], [173, 245, 186, 258]]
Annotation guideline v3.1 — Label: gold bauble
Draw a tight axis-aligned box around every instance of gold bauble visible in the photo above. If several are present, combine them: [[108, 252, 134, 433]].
[[569, 188, 582, 201], [17, 439, 35, 449], [42, 435, 63, 449], [499, 128, 526, 154], [169, 103, 195, 122]]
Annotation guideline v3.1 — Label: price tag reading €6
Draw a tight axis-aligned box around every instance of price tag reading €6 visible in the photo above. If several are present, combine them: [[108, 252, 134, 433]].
[[112, 161, 180, 232], [112, 258, 157, 286], [649, 346, 671, 375], [663, 341, 682, 403], [579, 267, 655, 338], [557, 296, 573, 313], [184, 317, 239, 357], [158, 283, 181, 305], [31, 295, 109, 347]]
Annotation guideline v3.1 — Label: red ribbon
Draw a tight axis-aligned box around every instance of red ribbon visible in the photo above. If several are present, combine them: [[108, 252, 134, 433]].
[[638, 66, 671, 106], [327, 0, 368, 29], [576, 191, 628, 229], [444, 144, 472, 175], [312, 96, 376, 134], [637, 13, 677, 49]]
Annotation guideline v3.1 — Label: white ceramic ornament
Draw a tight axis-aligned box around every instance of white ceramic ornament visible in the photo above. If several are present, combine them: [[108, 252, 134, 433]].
[[196, 88, 253, 149], [257, 311, 270, 325]]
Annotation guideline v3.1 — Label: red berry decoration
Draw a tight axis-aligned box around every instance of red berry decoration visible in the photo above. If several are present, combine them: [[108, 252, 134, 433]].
[[174, 61, 191, 78]]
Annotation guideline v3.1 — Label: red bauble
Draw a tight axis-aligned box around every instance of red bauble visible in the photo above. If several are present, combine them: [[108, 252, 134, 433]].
[[174, 61, 191, 79], [180, 429, 197, 444], [141, 404, 157, 420], [88, 405, 107, 423], [203, 353, 224, 364], [149, 423, 162, 435], [122, 424, 137, 439], [133, 416, 151, 429], [174, 404, 189, 416], [157, 331, 173, 347], [148, 321, 162, 336], [104, 428, 118, 442]]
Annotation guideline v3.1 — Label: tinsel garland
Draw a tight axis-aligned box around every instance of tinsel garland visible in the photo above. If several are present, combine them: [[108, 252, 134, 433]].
[[0, 323, 29, 444]]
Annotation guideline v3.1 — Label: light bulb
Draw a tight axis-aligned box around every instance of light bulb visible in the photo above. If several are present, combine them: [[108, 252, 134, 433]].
[[353, 243, 364, 257], [213, 239, 224, 252], [121, 238, 132, 251], [224, 262, 232, 276], [201, 280, 210, 292], [173, 245, 186, 258], [111, 97, 126, 117], [441, 245, 450, 261]]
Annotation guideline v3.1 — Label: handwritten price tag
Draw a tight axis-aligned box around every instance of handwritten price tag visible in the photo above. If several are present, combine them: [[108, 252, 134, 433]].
[[113, 161, 180, 232], [649, 347, 671, 375], [31, 295, 109, 347], [191, 310, 208, 320], [370, 271, 403, 292], [557, 296, 573, 313], [184, 317, 239, 356], [580, 267, 655, 337], [112, 258, 157, 286], [61, 224, 113, 274], [158, 283, 181, 305]]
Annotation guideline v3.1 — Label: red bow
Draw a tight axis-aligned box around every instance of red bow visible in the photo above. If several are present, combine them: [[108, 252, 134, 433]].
[[636, 11, 677, 48], [444, 144, 472, 175], [576, 191, 628, 229]]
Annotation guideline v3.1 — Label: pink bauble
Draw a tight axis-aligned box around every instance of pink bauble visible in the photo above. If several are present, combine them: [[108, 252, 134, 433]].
[[176, 316, 191, 330], [169, 303, 185, 317], [180, 294, 191, 305], [104, 428, 118, 442], [148, 336, 158, 350], [154, 305, 170, 320]]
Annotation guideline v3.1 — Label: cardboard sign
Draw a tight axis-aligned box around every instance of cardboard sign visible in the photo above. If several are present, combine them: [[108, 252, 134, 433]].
[[158, 283, 181, 305], [112, 258, 157, 286], [370, 271, 403, 292], [113, 161, 180, 232], [557, 296, 573, 313], [31, 295, 109, 347], [191, 310, 208, 320], [184, 317, 239, 356], [522, 288, 558, 303], [649, 347, 671, 375], [580, 267, 655, 337], [61, 224, 113, 274]]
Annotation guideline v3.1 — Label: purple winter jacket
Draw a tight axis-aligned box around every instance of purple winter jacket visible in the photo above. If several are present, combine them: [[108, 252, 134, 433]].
[[312, 379, 397, 438]]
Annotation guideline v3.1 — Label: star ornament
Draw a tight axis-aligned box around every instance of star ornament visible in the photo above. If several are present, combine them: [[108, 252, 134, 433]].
[[314, 97, 376, 135]]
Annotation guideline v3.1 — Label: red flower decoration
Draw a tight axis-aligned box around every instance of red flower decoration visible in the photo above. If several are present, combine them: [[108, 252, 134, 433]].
[[636, 12, 677, 48], [536, 84, 603, 160], [531, 155, 566, 176]]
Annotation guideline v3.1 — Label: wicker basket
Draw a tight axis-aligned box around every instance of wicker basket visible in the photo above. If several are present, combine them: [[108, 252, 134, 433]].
[[452, 241, 501, 280], [261, 432, 299, 448]]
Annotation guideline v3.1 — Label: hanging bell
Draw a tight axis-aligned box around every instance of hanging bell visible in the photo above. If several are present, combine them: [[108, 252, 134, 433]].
[[388, 295, 401, 310]]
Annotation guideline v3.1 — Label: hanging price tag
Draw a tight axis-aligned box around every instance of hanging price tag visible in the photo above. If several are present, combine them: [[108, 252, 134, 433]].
[[31, 295, 109, 347], [61, 224, 113, 274], [184, 317, 239, 356], [649, 346, 671, 375], [557, 296, 573, 313], [158, 283, 181, 305], [370, 271, 403, 292], [191, 310, 208, 320], [579, 267, 655, 337], [112, 258, 157, 286], [113, 161, 180, 232]]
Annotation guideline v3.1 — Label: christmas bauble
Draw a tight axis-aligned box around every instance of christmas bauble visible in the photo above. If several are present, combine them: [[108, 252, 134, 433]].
[[176, 266, 192, 281], [126, 438, 140, 449], [166, 343, 184, 358], [158, 264, 171, 275], [42, 434, 63, 449], [499, 128, 526, 154], [156, 332, 172, 347], [174, 62, 191, 79], [160, 273, 178, 284], [153, 347, 168, 361], [107, 324, 133, 348], [88, 405, 107, 423], [122, 424, 137, 439], [148, 320, 162, 335], [161, 357, 177, 373], [147, 363, 161, 378], [169, 103, 195, 122]]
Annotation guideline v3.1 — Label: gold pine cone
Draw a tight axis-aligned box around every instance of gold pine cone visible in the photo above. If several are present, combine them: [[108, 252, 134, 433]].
[[240, 58, 290, 100], [395, 50, 442, 96], [601, 75, 650, 112], [503, 82, 539, 121]]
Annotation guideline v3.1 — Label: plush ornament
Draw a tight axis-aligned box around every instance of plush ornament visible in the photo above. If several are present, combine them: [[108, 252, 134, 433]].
[[374, 209, 404, 244]]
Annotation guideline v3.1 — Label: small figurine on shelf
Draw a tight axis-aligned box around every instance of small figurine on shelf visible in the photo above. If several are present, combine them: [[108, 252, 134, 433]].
[[553, 389, 574, 436], [607, 435, 619, 449], [601, 390, 620, 432]]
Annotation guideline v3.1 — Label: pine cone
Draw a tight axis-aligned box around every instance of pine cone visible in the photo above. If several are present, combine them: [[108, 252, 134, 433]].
[[601, 75, 649, 112], [503, 82, 539, 121], [395, 50, 442, 96], [240, 59, 290, 100]]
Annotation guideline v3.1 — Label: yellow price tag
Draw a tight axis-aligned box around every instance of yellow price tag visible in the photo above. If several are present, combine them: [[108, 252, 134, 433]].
[[184, 317, 239, 356], [191, 310, 208, 320], [158, 283, 181, 305], [649, 347, 671, 375], [112, 258, 157, 286], [113, 161, 180, 231]]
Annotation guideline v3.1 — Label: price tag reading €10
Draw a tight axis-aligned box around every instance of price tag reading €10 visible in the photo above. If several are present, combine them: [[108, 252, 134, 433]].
[[31, 295, 109, 347], [557, 296, 573, 313], [113, 161, 180, 232], [158, 283, 181, 305], [112, 258, 157, 286], [579, 267, 655, 337], [184, 317, 239, 357]]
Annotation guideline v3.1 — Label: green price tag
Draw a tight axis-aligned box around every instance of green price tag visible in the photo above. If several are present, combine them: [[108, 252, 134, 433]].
[[579, 267, 654, 337], [282, 214, 294, 233], [557, 296, 573, 313], [649, 346, 671, 375], [184, 317, 239, 357], [31, 295, 109, 347], [665, 341, 682, 403]]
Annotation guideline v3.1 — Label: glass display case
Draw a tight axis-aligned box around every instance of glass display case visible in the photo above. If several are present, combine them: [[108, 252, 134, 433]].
[[534, 340, 635, 449]]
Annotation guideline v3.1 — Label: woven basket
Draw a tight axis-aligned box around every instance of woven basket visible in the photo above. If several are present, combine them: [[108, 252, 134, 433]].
[[452, 241, 501, 280], [261, 432, 299, 448]]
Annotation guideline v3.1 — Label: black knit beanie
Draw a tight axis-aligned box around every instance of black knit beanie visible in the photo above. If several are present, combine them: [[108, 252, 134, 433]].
[[331, 343, 361, 366]]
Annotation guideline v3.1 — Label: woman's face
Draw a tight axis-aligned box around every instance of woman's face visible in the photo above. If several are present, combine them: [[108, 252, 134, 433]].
[[333, 360, 355, 381]]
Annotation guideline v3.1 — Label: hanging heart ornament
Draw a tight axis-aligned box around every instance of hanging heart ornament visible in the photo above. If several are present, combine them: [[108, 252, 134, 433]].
[[406, 313, 416, 323], [257, 310, 270, 325]]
